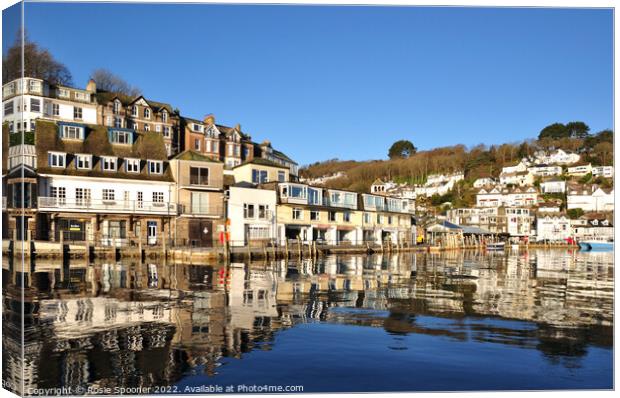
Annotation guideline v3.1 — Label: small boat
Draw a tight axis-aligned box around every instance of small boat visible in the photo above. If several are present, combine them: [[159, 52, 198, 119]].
[[578, 239, 614, 251], [486, 242, 505, 251]]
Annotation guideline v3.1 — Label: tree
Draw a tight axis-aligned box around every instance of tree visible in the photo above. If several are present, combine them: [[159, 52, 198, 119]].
[[2, 30, 72, 85], [567, 208, 584, 219], [565, 121, 590, 138], [90, 68, 141, 96], [593, 142, 613, 165], [538, 123, 567, 140], [388, 140, 417, 159]]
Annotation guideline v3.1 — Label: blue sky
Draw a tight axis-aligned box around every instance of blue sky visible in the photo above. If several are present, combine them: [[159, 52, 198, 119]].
[[3, 3, 613, 165]]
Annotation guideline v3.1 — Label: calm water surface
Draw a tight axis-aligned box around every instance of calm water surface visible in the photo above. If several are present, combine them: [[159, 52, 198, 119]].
[[2, 249, 613, 394]]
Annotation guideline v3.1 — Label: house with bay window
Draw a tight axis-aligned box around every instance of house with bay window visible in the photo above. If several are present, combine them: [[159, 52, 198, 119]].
[[168, 150, 225, 246], [30, 120, 176, 245], [228, 182, 277, 247]]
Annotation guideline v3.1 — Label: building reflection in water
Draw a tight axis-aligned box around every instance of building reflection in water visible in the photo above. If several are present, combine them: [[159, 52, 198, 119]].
[[2, 249, 613, 394]]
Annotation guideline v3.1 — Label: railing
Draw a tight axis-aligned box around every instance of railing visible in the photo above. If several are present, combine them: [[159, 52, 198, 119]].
[[37, 197, 177, 214], [178, 204, 224, 216]]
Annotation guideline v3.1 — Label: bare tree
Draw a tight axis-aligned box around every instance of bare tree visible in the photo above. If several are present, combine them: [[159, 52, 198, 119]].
[[2, 30, 73, 85], [90, 68, 141, 96]]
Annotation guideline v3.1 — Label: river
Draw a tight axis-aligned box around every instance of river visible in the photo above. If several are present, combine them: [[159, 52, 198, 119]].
[[2, 248, 613, 394]]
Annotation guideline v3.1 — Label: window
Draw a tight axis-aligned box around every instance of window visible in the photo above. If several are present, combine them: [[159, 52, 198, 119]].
[[114, 117, 122, 128], [388, 216, 393, 225], [144, 108, 151, 119], [49, 152, 66, 168], [364, 213, 371, 224], [29, 98, 40, 113], [163, 126, 170, 137], [76, 188, 91, 206], [328, 211, 337, 222], [228, 145, 233, 156], [189, 167, 209, 185], [51, 187, 66, 205], [194, 138, 201, 150], [101, 157, 117, 172], [102, 189, 115, 201], [28, 80, 41, 92], [126, 158, 140, 173], [152, 192, 164, 203], [148, 160, 163, 174], [73, 106, 82, 120], [162, 111, 168, 122], [155, 124, 161, 133], [131, 106, 138, 117], [292, 208, 303, 220], [76, 154, 92, 170], [58, 88, 70, 98], [244, 204, 255, 219], [144, 124, 150, 132], [165, 144, 172, 156], [4, 101, 14, 115], [133, 122, 139, 130], [343, 212, 351, 222], [113, 100, 121, 114], [60, 125, 84, 140], [278, 170, 286, 182], [52, 103, 59, 116], [137, 192, 143, 208], [259, 205, 268, 219], [310, 211, 320, 221], [205, 140, 211, 153], [193, 123, 202, 132], [111, 130, 131, 144], [252, 169, 268, 183], [377, 214, 383, 224], [75, 92, 87, 101]]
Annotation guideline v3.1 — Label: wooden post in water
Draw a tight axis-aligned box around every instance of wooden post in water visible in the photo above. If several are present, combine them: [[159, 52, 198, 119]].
[[285, 239, 289, 260], [297, 236, 302, 259], [247, 242, 252, 261]]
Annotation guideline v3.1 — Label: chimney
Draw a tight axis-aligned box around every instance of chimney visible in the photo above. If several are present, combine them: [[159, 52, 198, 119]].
[[86, 78, 97, 93], [203, 114, 215, 125], [235, 123, 241, 131]]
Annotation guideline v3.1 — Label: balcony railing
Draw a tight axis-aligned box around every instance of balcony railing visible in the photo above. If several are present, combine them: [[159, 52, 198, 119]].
[[178, 204, 224, 216], [38, 197, 177, 215]]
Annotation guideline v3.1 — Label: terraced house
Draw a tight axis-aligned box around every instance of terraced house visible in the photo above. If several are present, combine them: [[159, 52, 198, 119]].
[[265, 182, 414, 245], [180, 115, 299, 178], [95, 81, 180, 157], [3, 116, 176, 245]]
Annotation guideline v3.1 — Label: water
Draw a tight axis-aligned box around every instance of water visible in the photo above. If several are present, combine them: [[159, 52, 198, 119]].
[[2, 249, 613, 394]]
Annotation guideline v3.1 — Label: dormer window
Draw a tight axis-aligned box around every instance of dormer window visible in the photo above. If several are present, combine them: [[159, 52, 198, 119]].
[[113, 99, 121, 114], [59, 124, 85, 140], [125, 158, 140, 173], [192, 123, 202, 132], [76, 154, 92, 170], [101, 156, 118, 172], [162, 110, 168, 122], [48, 152, 66, 168], [144, 108, 151, 119], [148, 160, 163, 175], [110, 129, 132, 145]]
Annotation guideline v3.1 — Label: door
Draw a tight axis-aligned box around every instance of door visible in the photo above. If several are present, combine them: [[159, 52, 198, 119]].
[[188, 220, 213, 247], [147, 221, 157, 245]]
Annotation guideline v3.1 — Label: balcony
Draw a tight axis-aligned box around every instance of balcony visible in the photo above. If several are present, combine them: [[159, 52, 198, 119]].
[[38, 197, 178, 215]]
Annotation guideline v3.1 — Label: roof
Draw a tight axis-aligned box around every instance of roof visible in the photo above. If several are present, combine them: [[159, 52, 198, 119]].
[[272, 149, 297, 164], [371, 178, 385, 185], [231, 181, 258, 188], [234, 157, 290, 169], [95, 90, 175, 113], [172, 150, 221, 163]]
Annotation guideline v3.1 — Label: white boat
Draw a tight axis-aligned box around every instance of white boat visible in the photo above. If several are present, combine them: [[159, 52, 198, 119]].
[[486, 242, 505, 251]]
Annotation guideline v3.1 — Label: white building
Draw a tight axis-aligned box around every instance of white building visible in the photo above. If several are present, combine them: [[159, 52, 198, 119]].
[[227, 183, 277, 247], [571, 217, 614, 241], [536, 215, 571, 242], [532, 149, 581, 165], [476, 186, 538, 208], [566, 163, 592, 177], [592, 166, 614, 179], [528, 165, 562, 177], [2, 77, 98, 134], [499, 170, 534, 187], [567, 186, 614, 212], [473, 177, 495, 188], [501, 161, 528, 175], [540, 179, 566, 194]]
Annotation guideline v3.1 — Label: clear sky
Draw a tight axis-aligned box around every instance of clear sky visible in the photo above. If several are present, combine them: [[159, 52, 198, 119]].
[[3, 3, 614, 165]]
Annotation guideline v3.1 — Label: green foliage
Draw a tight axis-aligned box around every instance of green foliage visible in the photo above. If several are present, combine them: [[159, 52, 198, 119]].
[[538, 121, 590, 140], [388, 140, 417, 159], [579, 172, 592, 184], [565, 121, 590, 138], [567, 208, 584, 219], [539, 123, 567, 140], [9, 131, 35, 146]]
